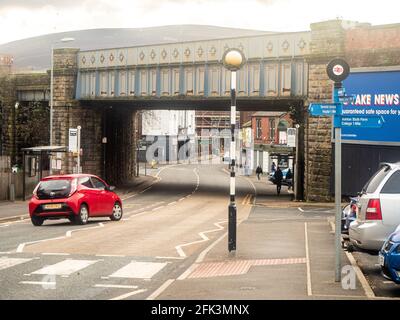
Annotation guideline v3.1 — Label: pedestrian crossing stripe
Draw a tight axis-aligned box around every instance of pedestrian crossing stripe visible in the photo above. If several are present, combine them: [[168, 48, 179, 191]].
[[110, 261, 167, 279], [31, 259, 99, 276], [0, 257, 33, 271]]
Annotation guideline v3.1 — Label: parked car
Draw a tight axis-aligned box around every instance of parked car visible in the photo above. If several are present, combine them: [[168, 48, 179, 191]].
[[29, 174, 123, 226], [349, 162, 400, 251], [379, 224, 400, 284]]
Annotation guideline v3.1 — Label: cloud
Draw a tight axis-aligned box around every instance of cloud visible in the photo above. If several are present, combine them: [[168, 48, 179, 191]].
[[0, 0, 86, 10]]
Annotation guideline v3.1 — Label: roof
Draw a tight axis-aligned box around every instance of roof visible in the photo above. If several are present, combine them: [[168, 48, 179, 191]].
[[251, 111, 287, 118]]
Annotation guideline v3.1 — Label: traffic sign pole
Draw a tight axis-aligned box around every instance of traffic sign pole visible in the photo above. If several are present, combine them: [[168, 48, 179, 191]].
[[333, 82, 342, 283]]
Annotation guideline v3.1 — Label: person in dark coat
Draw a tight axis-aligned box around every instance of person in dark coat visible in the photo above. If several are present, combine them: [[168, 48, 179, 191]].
[[274, 166, 283, 195], [286, 168, 293, 190], [255, 166, 263, 180]]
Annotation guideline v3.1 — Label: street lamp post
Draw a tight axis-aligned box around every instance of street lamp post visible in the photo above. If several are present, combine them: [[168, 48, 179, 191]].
[[222, 49, 246, 252]]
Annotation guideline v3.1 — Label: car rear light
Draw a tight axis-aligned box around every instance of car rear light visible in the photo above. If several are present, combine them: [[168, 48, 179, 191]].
[[68, 179, 77, 197], [365, 199, 382, 220]]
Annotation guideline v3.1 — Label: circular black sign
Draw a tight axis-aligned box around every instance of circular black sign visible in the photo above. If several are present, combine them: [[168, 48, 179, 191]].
[[326, 58, 350, 82]]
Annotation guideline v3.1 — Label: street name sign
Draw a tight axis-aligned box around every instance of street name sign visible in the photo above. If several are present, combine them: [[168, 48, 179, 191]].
[[308, 103, 340, 116]]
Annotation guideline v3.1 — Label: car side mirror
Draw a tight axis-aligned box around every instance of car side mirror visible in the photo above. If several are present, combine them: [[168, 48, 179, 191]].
[[106, 185, 116, 192]]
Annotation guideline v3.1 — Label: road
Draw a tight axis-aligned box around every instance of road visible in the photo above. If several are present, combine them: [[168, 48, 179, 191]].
[[0, 164, 255, 300], [1, 163, 399, 300]]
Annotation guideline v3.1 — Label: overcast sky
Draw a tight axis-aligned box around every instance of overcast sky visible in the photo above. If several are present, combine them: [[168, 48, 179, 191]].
[[0, 0, 399, 45]]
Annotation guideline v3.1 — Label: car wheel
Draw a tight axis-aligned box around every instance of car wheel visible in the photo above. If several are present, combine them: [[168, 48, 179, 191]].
[[75, 204, 89, 225], [31, 216, 44, 226], [110, 202, 123, 221]]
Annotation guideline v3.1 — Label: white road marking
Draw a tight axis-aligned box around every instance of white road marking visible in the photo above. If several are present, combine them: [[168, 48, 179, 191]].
[[167, 202, 177, 206], [178, 198, 185, 202], [41, 253, 70, 256], [155, 256, 185, 260], [304, 222, 312, 296], [345, 251, 376, 298], [146, 279, 175, 300], [0, 257, 33, 271], [94, 284, 138, 289], [175, 221, 227, 258], [109, 289, 147, 300], [123, 202, 164, 216], [0, 252, 12, 254], [178, 263, 200, 280], [0, 224, 10, 228], [298, 207, 305, 213], [31, 259, 99, 276], [109, 261, 167, 279], [96, 254, 125, 257], [16, 222, 105, 253], [383, 281, 395, 284], [330, 222, 375, 298], [152, 206, 164, 211], [20, 281, 57, 286]]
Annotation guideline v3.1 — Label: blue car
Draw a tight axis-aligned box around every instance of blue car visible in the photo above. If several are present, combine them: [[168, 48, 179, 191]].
[[379, 226, 400, 284]]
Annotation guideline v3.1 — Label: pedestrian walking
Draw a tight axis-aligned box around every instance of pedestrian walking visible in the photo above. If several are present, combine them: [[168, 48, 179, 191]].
[[255, 166, 263, 180], [274, 166, 283, 195], [271, 161, 276, 173], [286, 168, 293, 190]]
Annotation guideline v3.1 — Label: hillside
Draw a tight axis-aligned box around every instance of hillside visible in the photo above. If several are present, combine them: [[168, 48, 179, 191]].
[[0, 25, 271, 71]]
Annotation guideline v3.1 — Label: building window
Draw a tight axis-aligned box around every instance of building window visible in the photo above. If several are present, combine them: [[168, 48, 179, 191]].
[[256, 118, 262, 139], [269, 119, 275, 141]]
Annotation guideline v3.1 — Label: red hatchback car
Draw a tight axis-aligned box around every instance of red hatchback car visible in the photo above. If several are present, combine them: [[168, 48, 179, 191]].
[[29, 174, 123, 226]]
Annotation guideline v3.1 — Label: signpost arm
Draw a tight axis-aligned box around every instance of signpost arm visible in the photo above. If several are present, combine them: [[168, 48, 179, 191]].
[[334, 82, 342, 282]]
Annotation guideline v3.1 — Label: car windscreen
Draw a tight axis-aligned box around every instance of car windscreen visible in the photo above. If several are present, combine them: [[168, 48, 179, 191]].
[[37, 179, 72, 199], [362, 165, 391, 194]]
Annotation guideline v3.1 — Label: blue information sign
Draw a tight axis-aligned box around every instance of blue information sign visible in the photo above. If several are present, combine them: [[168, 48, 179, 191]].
[[342, 71, 400, 143], [341, 116, 384, 128], [309, 103, 339, 116]]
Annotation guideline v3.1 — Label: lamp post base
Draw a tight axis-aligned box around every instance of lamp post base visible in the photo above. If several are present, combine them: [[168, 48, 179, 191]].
[[228, 203, 237, 252]]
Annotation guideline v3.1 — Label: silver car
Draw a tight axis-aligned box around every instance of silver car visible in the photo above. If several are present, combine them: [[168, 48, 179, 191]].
[[349, 162, 400, 251]]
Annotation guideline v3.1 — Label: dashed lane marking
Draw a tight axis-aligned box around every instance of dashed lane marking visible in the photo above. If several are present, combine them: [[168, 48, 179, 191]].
[[168, 202, 177, 206], [109, 261, 167, 279], [30, 259, 99, 276], [0, 257, 33, 271], [41, 253, 70, 256]]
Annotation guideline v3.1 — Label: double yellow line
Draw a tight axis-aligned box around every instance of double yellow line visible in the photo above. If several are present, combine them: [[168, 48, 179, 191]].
[[241, 194, 254, 205]]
